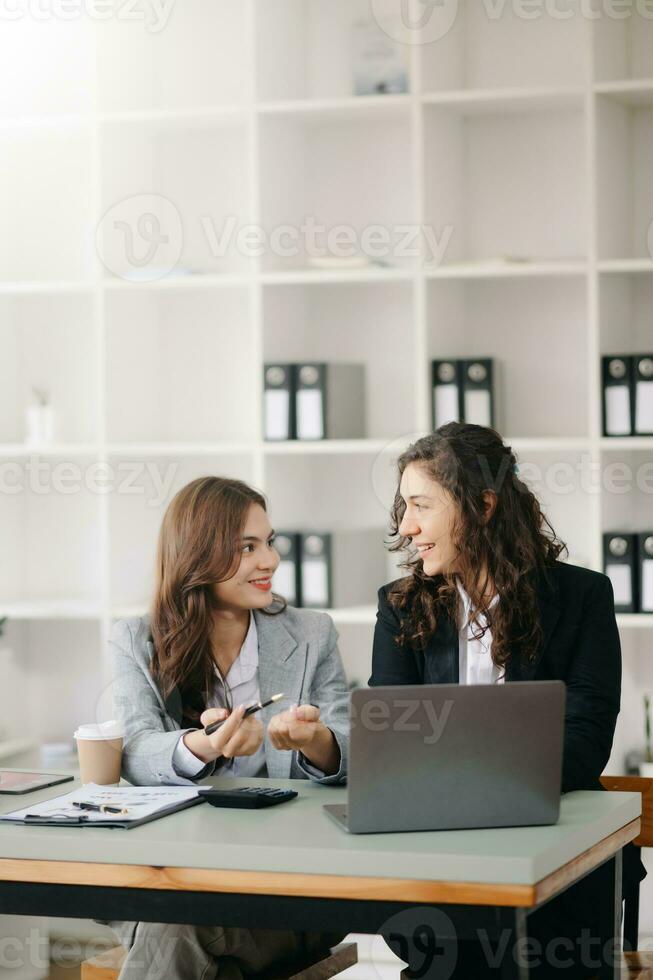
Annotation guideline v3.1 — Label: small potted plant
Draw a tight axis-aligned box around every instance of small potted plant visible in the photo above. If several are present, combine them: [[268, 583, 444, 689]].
[[25, 386, 54, 446]]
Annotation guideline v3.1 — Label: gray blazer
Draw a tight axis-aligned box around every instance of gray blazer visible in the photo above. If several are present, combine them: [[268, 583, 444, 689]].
[[110, 607, 349, 787]]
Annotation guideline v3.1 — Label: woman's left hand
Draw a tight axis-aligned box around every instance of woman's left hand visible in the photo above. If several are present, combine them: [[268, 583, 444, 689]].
[[267, 705, 340, 775], [267, 704, 322, 752]]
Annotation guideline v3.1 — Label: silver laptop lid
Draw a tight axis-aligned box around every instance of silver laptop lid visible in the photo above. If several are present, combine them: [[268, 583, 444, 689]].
[[347, 682, 565, 833]]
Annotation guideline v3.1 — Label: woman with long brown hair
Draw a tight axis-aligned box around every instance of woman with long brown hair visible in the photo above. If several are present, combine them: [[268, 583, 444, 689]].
[[372, 422, 644, 979], [105, 476, 348, 980]]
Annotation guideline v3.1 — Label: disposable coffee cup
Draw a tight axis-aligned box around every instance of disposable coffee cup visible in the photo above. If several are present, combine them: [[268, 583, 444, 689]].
[[74, 720, 123, 785]]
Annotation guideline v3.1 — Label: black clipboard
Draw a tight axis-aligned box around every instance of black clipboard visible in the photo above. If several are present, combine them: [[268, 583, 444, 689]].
[[0, 770, 74, 795], [1, 794, 206, 829]]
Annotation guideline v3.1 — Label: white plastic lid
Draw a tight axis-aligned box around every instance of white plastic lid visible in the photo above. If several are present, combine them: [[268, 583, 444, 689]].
[[74, 720, 123, 740]]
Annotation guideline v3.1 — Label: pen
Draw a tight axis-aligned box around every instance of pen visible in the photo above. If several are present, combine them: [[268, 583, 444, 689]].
[[72, 801, 129, 815], [204, 692, 285, 736]]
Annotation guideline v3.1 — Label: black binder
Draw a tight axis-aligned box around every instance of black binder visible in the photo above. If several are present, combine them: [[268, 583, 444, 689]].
[[273, 532, 301, 607], [603, 532, 638, 613], [462, 359, 494, 427], [263, 364, 295, 441], [634, 355, 653, 436], [432, 360, 462, 429], [295, 363, 365, 440], [638, 533, 653, 614], [602, 355, 634, 437], [298, 533, 332, 609]]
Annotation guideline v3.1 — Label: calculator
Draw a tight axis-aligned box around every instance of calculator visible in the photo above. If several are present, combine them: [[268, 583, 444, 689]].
[[198, 786, 298, 809]]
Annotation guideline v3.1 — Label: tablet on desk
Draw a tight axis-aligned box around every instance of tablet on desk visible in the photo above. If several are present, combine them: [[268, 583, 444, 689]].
[[0, 771, 74, 795]]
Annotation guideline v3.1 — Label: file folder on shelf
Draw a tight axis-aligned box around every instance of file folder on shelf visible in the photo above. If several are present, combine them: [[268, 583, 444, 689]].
[[295, 363, 366, 440], [634, 355, 653, 436], [602, 355, 634, 437], [638, 533, 653, 614], [263, 364, 295, 441], [432, 360, 462, 429], [603, 532, 638, 613], [462, 358, 495, 428], [299, 533, 332, 609], [273, 532, 301, 607], [432, 358, 496, 430]]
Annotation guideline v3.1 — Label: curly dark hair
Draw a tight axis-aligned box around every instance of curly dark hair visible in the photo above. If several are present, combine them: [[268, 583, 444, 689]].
[[387, 422, 567, 671]]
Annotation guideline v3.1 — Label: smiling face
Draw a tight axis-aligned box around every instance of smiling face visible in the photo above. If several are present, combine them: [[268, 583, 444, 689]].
[[212, 503, 281, 612], [398, 462, 460, 577]]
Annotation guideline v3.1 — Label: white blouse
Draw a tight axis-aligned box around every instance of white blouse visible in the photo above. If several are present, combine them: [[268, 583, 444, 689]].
[[456, 579, 504, 685]]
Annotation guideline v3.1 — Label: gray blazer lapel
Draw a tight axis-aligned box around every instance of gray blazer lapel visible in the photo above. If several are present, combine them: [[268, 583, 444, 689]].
[[255, 610, 307, 778], [146, 639, 183, 725]]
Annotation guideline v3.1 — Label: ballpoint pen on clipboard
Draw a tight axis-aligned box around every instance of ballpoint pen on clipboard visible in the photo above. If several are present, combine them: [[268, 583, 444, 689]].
[[204, 693, 285, 736], [72, 801, 129, 815]]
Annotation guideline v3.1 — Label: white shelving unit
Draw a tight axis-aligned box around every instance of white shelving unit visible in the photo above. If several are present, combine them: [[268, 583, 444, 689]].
[[1, 0, 653, 782]]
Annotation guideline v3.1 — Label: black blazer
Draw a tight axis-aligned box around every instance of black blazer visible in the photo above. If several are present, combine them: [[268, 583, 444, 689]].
[[370, 560, 645, 901]]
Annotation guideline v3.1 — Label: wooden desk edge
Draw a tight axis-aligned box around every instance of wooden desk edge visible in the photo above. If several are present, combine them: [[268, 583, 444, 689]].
[[0, 818, 640, 909]]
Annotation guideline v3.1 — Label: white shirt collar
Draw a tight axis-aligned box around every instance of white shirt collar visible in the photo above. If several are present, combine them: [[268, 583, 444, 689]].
[[213, 612, 259, 687], [456, 578, 499, 625]]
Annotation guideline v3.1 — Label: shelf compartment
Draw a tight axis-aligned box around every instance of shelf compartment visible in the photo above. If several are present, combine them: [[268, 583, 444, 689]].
[[600, 448, 653, 536], [596, 95, 653, 261], [423, 103, 586, 265], [256, 0, 412, 103], [0, 293, 98, 446], [104, 288, 256, 444], [0, 18, 93, 117], [426, 277, 589, 438], [98, 120, 252, 280], [96, 0, 252, 114], [265, 452, 395, 529], [593, 10, 653, 83], [108, 454, 256, 608], [258, 111, 415, 273], [0, 129, 94, 282], [0, 619, 103, 744], [419, 1, 588, 94], [599, 268, 653, 356], [263, 280, 417, 439], [511, 450, 599, 572], [0, 454, 101, 606]]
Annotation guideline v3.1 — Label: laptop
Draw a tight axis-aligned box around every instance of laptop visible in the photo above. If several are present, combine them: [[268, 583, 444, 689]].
[[324, 681, 565, 834]]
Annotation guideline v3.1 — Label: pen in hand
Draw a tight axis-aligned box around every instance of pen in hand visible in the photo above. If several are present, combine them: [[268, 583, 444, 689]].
[[203, 693, 285, 736], [72, 801, 128, 815]]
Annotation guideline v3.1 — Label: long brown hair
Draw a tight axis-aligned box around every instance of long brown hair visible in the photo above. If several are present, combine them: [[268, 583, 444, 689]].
[[150, 476, 285, 726], [387, 423, 567, 670]]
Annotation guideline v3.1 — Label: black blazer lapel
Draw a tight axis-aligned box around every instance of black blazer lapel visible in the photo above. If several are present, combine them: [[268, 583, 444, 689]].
[[426, 613, 459, 684]]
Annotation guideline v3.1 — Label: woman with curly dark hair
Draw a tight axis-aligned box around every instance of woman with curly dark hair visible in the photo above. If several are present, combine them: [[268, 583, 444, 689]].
[[372, 422, 644, 980]]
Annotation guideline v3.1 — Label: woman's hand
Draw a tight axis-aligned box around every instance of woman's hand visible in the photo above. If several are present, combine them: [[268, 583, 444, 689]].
[[267, 705, 340, 776], [196, 705, 264, 760]]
